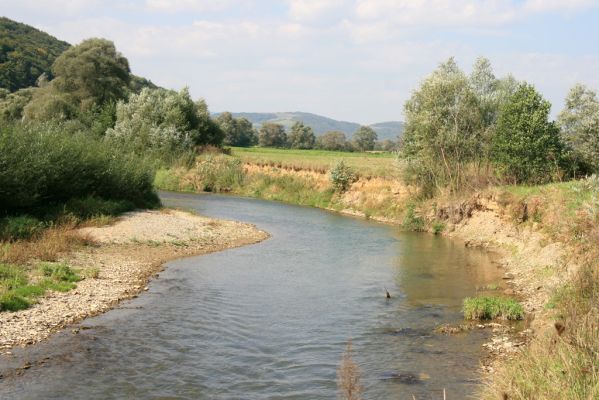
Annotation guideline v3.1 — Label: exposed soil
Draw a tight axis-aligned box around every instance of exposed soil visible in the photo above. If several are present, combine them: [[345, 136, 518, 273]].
[[0, 209, 269, 352]]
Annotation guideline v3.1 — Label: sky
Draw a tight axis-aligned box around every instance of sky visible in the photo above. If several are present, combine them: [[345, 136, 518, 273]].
[[2, 0, 599, 124]]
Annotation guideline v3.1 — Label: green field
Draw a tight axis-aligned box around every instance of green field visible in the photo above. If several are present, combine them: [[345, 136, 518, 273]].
[[230, 147, 398, 177]]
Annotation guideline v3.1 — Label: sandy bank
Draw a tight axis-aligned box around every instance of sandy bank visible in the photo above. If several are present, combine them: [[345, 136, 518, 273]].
[[0, 209, 268, 351]]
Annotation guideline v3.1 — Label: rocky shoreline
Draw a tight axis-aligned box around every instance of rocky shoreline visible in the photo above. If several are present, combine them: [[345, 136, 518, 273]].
[[0, 209, 269, 352]]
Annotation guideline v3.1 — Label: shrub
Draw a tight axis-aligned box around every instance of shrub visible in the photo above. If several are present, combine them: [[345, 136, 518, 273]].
[[0, 122, 159, 214], [190, 154, 244, 192], [330, 161, 357, 192], [0, 215, 45, 240], [401, 203, 425, 231], [432, 222, 445, 235], [463, 296, 524, 320]]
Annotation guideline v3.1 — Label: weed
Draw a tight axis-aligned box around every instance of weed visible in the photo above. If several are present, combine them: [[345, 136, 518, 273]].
[[84, 267, 100, 279], [463, 296, 524, 320], [0, 215, 45, 241], [402, 203, 425, 231], [432, 222, 445, 235]]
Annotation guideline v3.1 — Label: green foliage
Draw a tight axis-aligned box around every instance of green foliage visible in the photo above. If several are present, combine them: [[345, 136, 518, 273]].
[[492, 83, 563, 184], [401, 203, 425, 231], [400, 58, 484, 195], [352, 125, 377, 151], [106, 87, 223, 155], [0, 122, 159, 214], [432, 222, 445, 235], [192, 154, 244, 192], [462, 296, 524, 320], [316, 131, 349, 151], [0, 87, 36, 122], [242, 173, 334, 208], [330, 160, 357, 192], [0, 17, 70, 92], [288, 121, 316, 149], [23, 38, 131, 121], [0, 215, 44, 241], [40, 262, 81, 283], [63, 197, 136, 219], [216, 112, 257, 147], [258, 122, 287, 147], [558, 83, 599, 174], [0, 292, 30, 311]]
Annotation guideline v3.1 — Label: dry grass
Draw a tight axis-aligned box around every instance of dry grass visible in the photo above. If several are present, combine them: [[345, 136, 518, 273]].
[[337, 340, 362, 400], [481, 176, 599, 399], [0, 223, 94, 265]]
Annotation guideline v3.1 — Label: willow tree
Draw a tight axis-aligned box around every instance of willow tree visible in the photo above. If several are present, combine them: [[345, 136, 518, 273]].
[[558, 84, 599, 174], [400, 58, 483, 195]]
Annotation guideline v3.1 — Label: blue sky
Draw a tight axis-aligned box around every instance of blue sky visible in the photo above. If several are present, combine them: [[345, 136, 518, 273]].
[[2, 0, 599, 124]]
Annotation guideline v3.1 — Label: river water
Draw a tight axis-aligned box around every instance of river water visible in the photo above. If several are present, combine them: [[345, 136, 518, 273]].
[[0, 192, 502, 399]]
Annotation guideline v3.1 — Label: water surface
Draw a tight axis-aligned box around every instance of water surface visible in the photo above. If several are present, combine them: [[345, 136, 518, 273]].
[[0, 192, 501, 399]]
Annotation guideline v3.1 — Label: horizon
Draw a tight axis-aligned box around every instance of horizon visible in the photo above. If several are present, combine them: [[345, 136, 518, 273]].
[[2, 0, 599, 124]]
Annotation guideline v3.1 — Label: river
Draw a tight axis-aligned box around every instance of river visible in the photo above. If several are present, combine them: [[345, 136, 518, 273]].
[[0, 192, 502, 399]]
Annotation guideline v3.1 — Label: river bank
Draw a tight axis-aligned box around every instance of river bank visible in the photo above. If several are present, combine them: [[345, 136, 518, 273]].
[[156, 155, 598, 398], [0, 209, 268, 352]]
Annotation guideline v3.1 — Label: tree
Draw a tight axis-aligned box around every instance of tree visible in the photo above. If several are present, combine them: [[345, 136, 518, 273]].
[[316, 130, 348, 151], [492, 83, 563, 184], [558, 84, 599, 174], [288, 121, 315, 149], [216, 112, 257, 147], [400, 58, 483, 194], [352, 126, 377, 151], [258, 122, 287, 147], [23, 38, 131, 121], [105, 87, 222, 153]]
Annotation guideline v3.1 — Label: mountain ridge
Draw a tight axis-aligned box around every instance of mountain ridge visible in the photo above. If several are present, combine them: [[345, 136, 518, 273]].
[[216, 111, 404, 141]]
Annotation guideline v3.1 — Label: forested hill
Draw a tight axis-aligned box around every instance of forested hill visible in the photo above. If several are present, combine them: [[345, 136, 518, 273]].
[[225, 111, 404, 140], [0, 17, 157, 93], [0, 17, 70, 91]]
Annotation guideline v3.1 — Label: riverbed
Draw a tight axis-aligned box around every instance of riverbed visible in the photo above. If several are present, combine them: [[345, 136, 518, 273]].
[[0, 192, 503, 399]]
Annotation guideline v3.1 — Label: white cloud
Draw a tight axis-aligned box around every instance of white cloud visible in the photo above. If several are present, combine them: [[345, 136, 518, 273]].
[[288, 0, 346, 20], [144, 0, 238, 13]]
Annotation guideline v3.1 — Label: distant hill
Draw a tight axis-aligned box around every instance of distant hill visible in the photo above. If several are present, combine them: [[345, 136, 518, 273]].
[[0, 17, 157, 93], [222, 111, 403, 141], [0, 17, 70, 91]]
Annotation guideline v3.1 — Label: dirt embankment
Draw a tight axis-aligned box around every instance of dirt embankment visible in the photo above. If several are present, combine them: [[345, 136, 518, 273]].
[[0, 209, 269, 351], [432, 194, 572, 363]]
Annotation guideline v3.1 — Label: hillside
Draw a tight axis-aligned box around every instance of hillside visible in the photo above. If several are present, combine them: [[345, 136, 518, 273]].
[[0, 17, 70, 91], [225, 111, 403, 140]]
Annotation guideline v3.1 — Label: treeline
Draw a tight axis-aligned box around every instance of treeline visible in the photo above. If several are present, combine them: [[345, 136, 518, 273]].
[[216, 111, 398, 152], [398, 57, 599, 195], [0, 37, 223, 218]]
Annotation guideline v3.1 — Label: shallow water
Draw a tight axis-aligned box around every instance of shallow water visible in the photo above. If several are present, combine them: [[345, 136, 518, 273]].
[[0, 192, 502, 399]]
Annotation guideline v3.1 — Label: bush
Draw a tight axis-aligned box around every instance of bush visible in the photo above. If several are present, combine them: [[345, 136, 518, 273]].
[[0, 215, 45, 240], [330, 161, 357, 192], [190, 154, 244, 192], [463, 296, 524, 320], [0, 122, 159, 215], [401, 203, 425, 231]]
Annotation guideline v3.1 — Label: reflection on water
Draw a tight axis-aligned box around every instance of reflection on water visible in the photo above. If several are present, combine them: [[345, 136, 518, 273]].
[[0, 192, 502, 399]]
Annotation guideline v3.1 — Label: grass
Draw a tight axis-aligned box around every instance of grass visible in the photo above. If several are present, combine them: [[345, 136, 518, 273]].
[[0, 262, 81, 312], [462, 296, 524, 320], [231, 146, 397, 178]]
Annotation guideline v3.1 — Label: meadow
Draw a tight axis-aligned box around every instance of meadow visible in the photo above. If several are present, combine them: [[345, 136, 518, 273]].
[[230, 147, 398, 178]]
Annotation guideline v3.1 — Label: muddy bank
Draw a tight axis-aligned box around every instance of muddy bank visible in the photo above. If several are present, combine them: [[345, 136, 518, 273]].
[[0, 209, 268, 352]]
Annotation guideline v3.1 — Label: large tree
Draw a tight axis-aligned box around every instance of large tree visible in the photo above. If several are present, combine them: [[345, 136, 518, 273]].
[[23, 38, 131, 121], [258, 122, 287, 147], [352, 126, 377, 151], [316, 130, 348, 151], [558, 83, 599, 174], [492, 83, 562, 184], [400, 58, 483, 194], [288, 121, 316, 149]]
